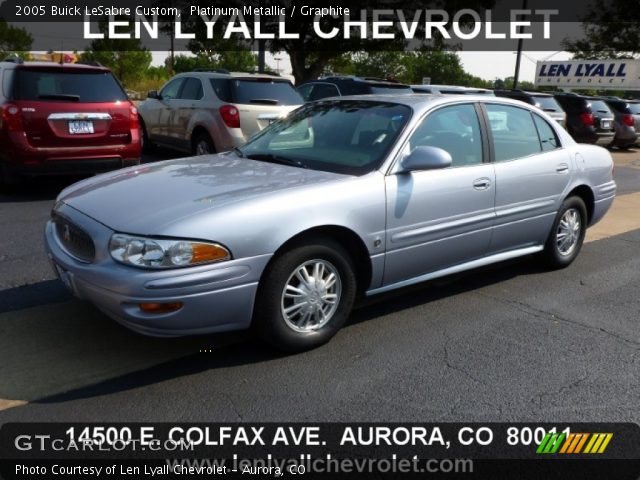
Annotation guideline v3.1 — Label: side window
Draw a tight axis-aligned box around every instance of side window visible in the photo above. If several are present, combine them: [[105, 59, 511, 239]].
[[308, 83, 340, 101], [297, 84, 312, 101], [533, 114, 560, 151], [160, 78, 184, 100], [180, 77, 203, 100], [408, 103, 483, 167], [485, 104, 541, 162], [2, 69, 13, 98]]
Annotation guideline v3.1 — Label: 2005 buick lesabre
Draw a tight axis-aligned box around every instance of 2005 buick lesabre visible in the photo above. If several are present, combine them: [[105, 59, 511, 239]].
[[45, 95, 616, 351]]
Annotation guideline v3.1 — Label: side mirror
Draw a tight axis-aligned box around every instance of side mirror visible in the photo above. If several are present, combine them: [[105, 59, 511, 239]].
[[147, 90, 160, 100], [400, 146, 452, 172]]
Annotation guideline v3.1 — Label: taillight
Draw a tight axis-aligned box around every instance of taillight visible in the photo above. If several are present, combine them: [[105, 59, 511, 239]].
[[2, 104, 23, 132], [129, 105, 139, 130], [219, 105, 240, 129], [580, 112, 595, 127], [622, 114, 634, 127]]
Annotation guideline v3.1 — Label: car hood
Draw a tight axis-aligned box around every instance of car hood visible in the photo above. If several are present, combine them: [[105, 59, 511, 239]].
[[59, 154, 344, 234]]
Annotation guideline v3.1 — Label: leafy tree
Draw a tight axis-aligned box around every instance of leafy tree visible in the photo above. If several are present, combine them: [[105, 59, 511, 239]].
[[173, 51, 256, 73], [564, 0, 640, 59], [81, 20, 152, 87], [0, 19, 32, 58]]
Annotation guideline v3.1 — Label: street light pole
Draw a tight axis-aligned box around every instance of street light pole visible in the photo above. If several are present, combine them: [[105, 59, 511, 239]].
[[513, 0, 528, 89]]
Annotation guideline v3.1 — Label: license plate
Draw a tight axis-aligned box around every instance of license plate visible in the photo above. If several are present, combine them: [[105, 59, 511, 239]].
[[601, 120, 611, 129], [68, 120, 94, 134]]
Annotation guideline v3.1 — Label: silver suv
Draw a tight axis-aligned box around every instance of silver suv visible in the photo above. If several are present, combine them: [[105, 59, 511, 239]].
[[138, 70, 303, 155]]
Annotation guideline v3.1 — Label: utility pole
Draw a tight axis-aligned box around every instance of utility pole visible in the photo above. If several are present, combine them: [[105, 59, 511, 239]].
[[513, 0, 528, 89]]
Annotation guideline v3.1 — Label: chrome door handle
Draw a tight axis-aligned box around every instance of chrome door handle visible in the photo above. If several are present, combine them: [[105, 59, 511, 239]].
[[556, 163, 569, 174], [473, 178, 491, 190]]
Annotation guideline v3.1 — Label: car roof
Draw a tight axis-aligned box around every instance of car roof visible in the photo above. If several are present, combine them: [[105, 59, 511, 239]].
[[177, 70, 287, 81], [0, 60, 110, 72], [322, 93, 539, 112]]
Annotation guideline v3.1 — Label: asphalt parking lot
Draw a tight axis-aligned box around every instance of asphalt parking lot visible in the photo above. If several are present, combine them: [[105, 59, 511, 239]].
[[0, 149, 638, 422]]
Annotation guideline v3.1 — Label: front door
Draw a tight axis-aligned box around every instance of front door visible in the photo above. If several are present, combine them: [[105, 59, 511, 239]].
[[384, 103, 496, 286]]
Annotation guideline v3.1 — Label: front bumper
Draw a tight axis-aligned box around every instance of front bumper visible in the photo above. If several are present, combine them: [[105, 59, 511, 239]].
[[44, 204, 270, 337]]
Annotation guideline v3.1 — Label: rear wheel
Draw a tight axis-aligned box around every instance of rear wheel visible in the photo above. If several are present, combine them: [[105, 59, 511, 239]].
[[253, 239, 357, 352], [542, 196, 587, 269], [192, 131, 215, 156]]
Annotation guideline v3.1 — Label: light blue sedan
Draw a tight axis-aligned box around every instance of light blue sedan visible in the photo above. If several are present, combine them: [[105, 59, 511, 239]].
[[45, 95, 616, 351]]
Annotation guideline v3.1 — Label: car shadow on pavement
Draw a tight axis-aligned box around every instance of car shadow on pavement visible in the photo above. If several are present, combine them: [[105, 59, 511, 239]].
[[0, 175, 85, 203], [0, 255, 550, 407]]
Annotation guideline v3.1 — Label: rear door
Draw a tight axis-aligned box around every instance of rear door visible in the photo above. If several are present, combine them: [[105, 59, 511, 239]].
[[13, 67, 133, 149], [230, 78, 303, 137], [484, 103, 572, 252]]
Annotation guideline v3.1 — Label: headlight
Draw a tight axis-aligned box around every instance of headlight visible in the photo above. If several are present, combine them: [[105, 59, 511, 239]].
[[109, 234, 231, 269]]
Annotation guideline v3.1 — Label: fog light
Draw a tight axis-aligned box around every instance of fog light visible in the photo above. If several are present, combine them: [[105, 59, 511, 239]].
[[139, 302, 183, 314]]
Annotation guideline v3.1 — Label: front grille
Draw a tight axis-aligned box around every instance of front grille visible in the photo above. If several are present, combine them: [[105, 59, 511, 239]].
[[52, 213, 95, 263]]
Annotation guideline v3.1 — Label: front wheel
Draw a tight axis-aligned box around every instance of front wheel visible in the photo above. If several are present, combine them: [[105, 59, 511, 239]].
[[542, 196, 587, 269], [253, 240, 357, 352]]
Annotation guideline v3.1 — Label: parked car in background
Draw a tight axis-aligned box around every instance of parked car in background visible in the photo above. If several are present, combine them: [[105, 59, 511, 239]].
[[412, 85, 494, 96], [599, 97, 639, 149], [627, 100, 640, 146], [45, 95, 615, 351], [138, 70, 303, 155], [0, 57, 141, 187], [553, 93, 615, 146], [493, 90, 566, 128], [297, 76, 412, 102]]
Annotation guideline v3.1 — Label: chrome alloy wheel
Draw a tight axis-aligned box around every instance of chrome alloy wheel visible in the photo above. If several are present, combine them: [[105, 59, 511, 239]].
[[281, 259, 342, 332], [556, 208, 581, 256]]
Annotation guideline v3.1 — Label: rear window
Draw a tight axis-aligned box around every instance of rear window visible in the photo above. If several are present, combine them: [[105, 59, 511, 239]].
[[211, 78, 302, 106], [13, 68, 127, 102], [587, 99, 613, 115], [627, 103, 640, 114], [369, 86, 413, 95], [532, 95, 562, 112]]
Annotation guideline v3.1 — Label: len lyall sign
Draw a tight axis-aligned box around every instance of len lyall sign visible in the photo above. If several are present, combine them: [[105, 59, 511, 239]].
[[535, 59, 640, 89]]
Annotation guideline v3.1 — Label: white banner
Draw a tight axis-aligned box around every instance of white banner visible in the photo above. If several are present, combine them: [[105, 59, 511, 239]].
[[535, 59, 640, 89]]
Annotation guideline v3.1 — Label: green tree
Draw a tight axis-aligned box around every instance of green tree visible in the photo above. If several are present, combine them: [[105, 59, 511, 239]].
[[81, 20, 152, 87], [173, 51, 257, 74], [0, 19, 32, 58], [564, 0, 640, 59]]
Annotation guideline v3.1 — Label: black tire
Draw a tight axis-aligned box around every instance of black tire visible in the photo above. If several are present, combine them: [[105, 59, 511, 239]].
[[0, 163, 20, 193], [191, 131, 215, 156], [253, 239, 357, 352], [542, 196, 588, 269], [139, 118, 154, 153]]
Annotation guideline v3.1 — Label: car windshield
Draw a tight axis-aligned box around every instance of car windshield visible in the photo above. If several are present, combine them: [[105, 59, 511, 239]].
[[13, 68, 127, 102], [237, 100, 411, 175]]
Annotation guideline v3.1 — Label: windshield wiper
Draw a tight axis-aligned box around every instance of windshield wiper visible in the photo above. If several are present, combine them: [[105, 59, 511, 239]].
[[246, 153, 308, 169], [232, 147, 245, 158], [38, 94, 80, 101]]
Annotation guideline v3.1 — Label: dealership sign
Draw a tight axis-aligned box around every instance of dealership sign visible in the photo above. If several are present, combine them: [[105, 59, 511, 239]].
[[535, 60, 640, 89]]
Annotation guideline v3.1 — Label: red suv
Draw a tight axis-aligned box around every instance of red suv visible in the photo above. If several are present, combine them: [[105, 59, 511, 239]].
[[0, 58, 141, 186]]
